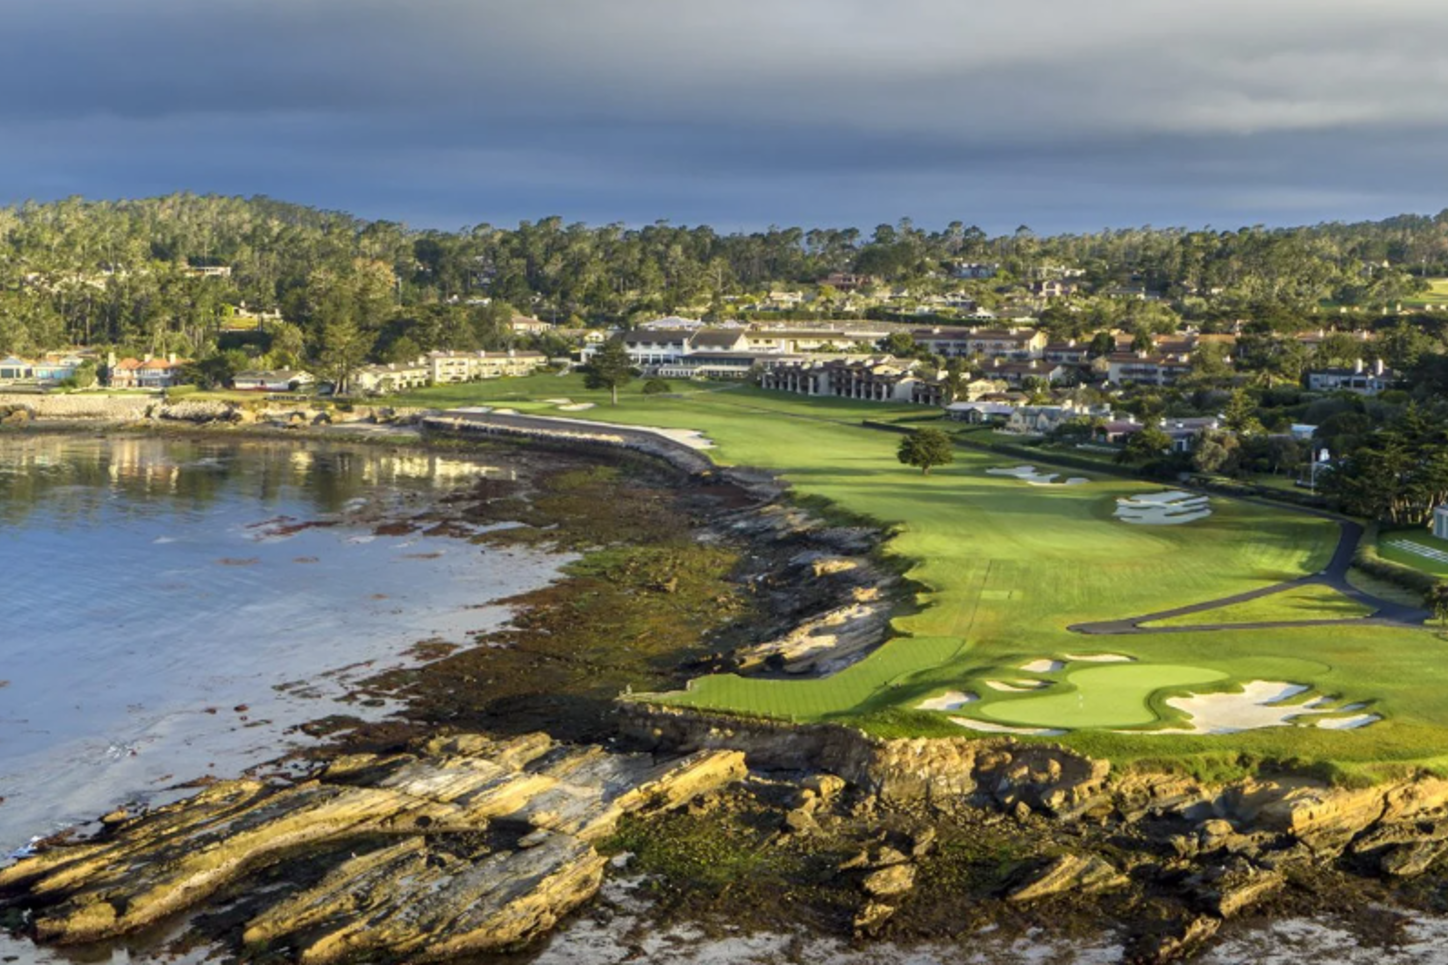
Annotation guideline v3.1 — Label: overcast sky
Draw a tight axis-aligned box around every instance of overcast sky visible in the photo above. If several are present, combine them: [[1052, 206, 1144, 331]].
[[3, 0, 1447, 233]]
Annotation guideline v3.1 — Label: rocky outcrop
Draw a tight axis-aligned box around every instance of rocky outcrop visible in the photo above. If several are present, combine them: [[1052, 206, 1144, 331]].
[[0, 733, 744, 959], [1007, 854, 1128, 903], [618, 704, 1110, 815]]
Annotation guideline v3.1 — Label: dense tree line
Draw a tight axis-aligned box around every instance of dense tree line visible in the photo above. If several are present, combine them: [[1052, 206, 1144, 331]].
[[5, 193, 1448, 372]]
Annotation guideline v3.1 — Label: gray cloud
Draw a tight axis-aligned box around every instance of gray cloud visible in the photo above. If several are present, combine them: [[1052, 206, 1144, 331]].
[[2, 0, 1447, 229]]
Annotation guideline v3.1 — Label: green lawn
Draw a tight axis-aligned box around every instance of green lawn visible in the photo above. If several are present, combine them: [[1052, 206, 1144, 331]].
[[1379, 529, 1448, 577], [398, 376, 1448, 777], [1401, 278, 1448, 308], [1142, 584, 1375, 627]]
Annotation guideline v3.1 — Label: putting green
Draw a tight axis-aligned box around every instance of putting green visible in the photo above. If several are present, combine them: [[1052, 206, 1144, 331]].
[[1143, 584, 1375, 627], [973, 664, 1230, 729]]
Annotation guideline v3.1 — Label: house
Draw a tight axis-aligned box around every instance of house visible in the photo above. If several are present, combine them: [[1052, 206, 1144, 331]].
[[353, 359, 430, 394], [953, 262, 999, 280], [232, 370, 314, 392], [107, 357, 145, 389], [1043, 340, 1091, 365], [1105, 351, 1194, 387], [509, 315, 551, 336], [819, 272, 875, 292], [912, 326, 1048, 360], [1161, 416, 1222, 453], [184, 264, 232, 279], [1435, 506, 1448, 540], [107, 354, 187, 389], [427, 350, 545, 383], [1032, 279, 1080, 299], [0, 356, 33, 384], [945, 401, 1016, 424], [32, 353, 87, 385], [1004, 402, 1110, 436], [758, 356, 930, 404], [987, 358, 1067, 387], [1306, 358, 1393, 396]]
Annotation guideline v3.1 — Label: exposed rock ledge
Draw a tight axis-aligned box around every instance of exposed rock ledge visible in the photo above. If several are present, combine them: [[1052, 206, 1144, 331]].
[[0, 733, 744, 961]]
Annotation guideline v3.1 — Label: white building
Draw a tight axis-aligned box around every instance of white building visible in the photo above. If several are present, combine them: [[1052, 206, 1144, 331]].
[[1435, 506, 1448, 540]]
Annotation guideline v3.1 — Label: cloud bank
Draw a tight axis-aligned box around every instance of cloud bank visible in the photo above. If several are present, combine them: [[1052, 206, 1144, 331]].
[[2, 0, 1446, 230]]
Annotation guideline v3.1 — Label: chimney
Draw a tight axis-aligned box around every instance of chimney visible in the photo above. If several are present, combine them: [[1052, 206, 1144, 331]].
[[1375, 358, 1385, 376], [1353, 358, 1364, 374], [168, 352, 176, 364]]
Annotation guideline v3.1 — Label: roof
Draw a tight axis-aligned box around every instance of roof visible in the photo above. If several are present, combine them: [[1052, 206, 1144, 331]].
[[113, 358, 144, 371], [688, 330, 747, 349], [624, 329, 693, 344], [139, 358, 186, 370]]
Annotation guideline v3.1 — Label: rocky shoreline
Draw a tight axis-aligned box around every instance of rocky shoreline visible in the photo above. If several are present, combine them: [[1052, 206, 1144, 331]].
[[6, 412, 1448, 962]]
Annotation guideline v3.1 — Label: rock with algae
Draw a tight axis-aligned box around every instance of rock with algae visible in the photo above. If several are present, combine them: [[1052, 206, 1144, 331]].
[[0, 733, 745, 961]]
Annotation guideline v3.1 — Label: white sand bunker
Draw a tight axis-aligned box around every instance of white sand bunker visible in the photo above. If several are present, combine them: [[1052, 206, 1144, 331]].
[[558, 403, 596, 411], [1115, 490, 1212, 526], [987, 465, 1089, 486], [917, 691, 978, 712], [983, 679, 1050, 692], [1158, 681, 1382, 735], [949, 716, 1065, 737], [1021, 659, 1064, 673], [1063, 652, 1134, 663], [542, 398, 573, 404]]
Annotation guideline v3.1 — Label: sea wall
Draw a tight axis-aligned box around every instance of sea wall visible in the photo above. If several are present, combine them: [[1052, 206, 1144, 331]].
[[421, 411, 717, 476]]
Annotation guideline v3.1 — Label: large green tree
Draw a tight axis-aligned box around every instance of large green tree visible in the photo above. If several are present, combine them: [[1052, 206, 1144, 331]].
[[897, 428, 955, 475], [582, 338, 635, 405]]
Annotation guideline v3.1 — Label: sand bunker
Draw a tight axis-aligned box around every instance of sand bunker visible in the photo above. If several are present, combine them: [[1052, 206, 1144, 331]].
[[1115, 490, 1212, 526], [1159, 680, 1381, 734], [1021, 659, 1064, 673], [1062, 652, 1134, 663], [558, 403, 596, 411], [983, 679, 1050, 692], [948, 716, 1065, 737], [916, 691, 979, 712], [542, 398, 573, 404], [1316, 713, 1383, 730], [987, 465, 1089, 486]]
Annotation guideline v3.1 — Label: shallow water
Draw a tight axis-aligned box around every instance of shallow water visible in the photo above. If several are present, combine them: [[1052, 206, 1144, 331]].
[[0, 433, 564, 854]]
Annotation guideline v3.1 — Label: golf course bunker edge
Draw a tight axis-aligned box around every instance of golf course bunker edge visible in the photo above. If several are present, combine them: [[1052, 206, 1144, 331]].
[[1114, 490, 1212, 526], [971, 663, 1229, 730]]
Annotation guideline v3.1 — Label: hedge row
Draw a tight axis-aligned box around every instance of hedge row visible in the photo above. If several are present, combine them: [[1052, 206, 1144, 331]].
[[1353, 525, 1442, 602]]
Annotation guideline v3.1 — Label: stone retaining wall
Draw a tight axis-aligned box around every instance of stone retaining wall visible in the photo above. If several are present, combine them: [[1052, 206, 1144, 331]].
[[421, 411, 716, 475]]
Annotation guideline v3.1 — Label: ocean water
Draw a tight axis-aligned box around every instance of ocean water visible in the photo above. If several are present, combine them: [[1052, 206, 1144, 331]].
[[0, 433, 565, 855]]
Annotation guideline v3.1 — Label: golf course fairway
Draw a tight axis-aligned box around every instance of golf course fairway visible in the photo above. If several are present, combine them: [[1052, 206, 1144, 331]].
[[389, 376, 1448, 779]]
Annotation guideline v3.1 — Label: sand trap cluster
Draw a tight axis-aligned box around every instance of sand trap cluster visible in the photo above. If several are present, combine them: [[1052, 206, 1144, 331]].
[[987, 465, 1089, 486], [948, 716, 1065, 737], [916, 691, 978, 711], [1159, 681, 1381, 734], [1115, 490, 1212, 526]]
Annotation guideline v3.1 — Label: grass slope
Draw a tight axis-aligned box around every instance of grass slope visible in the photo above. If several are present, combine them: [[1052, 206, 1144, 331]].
[[1379, 529, 1448, 577], [392, 376, 1448, 777], [1142, 584, 1375, 627]]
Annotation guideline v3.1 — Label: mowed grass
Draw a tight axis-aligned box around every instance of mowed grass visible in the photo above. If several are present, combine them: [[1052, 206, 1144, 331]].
[[1379, 529, 1448, 577], [1142, 584, 1375, 627], [976, 664, 1230, 729], [1402, 277, 1448, 308], [397, 376, 1448, 776]]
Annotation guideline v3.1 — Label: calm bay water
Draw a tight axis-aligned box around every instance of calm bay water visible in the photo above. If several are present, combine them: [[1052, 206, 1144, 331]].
[[0, 433, 564, 854]]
